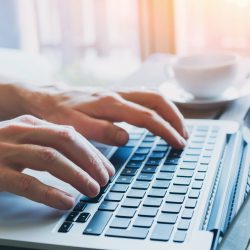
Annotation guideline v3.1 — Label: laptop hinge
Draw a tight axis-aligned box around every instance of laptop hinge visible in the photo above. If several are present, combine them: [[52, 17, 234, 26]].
[[204, 132, 244, 242]]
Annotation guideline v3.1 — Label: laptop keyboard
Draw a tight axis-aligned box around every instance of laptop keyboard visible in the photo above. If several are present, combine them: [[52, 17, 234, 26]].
[[58, 125, 220, 243]]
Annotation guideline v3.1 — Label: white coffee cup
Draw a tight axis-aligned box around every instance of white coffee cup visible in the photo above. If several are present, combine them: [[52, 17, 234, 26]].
[[167, 52, 240, 99]]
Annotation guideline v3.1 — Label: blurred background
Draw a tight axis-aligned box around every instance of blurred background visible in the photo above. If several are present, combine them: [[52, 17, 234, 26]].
[[0, 0, 250, 86]]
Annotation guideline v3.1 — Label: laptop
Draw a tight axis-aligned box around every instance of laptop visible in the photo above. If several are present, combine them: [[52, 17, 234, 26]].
[[1, 116, 250, 250]]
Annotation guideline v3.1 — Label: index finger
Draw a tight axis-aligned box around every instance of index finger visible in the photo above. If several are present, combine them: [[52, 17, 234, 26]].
[[118, 90, 188, 139]]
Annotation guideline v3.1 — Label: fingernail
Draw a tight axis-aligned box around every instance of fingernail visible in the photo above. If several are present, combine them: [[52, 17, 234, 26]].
[[183, 128, 189, 139], [179, 137, 187, 147], [99, 168, 109, 185], [88, 180, 100, 197], [116, 130, 128, 145]]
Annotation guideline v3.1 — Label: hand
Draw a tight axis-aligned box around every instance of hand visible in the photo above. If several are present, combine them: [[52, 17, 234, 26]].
[[20, 86, 188, 148], [0, 115, 115, 210]]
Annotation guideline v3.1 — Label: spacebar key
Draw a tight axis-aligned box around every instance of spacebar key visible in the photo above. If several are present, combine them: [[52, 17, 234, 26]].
[[83, 211, 112, 235], [105, 227, 149, 239]]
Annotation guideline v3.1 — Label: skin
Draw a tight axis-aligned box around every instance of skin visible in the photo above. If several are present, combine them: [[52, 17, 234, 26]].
[[0, 83, 188, 210]]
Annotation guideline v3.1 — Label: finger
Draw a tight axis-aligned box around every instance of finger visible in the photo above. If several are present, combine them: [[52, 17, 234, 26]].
[[4, 144, 100, 197], [17, 124, 111, 186], [118, 90, 189, 139], [77, 99, 186, 148], [0, 168, 74, 210], [53, 107, 129, 146]]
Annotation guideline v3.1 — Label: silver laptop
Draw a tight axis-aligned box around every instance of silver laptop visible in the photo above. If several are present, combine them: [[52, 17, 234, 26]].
[[1, 118, 250, 250]]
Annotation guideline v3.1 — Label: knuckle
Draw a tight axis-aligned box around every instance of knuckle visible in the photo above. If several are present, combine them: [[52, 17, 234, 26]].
[[101, 93, 120, 104], [19, 175, 34, 193], [58, 127, 76, 142], [43, 186, 52, 201], [17, 115, 37, 124], [142, 109, 155, 120], [4, 123, 26, 133], [40, 147, 58, 163]]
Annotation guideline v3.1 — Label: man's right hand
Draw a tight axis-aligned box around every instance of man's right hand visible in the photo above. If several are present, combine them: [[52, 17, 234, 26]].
[[0, 115, 115, 210]]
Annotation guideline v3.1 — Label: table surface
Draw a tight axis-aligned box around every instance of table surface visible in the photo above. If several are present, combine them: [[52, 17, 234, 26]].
[[1, 54, 250, 250]]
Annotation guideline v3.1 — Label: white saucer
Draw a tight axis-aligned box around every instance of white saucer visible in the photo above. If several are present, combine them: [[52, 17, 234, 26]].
[[159, 81, 250, 110]]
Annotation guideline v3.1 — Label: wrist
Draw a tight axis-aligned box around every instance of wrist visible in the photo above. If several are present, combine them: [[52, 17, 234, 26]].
[[11, 83, 55, 119]]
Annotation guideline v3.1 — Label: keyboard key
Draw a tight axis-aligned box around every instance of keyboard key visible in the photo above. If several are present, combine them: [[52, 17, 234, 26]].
[[121, 168, 138, 176], [133, 217, 154, 228], [149, 152, 165, 159], [129, 134, 141, 140], [131, 154, 146, 162], [183, 155, 199, 162], [137, 173, 154, 181], [143, 136, 155, 142], [157, 139, 168, 146], [178, 219, 190, 230], [162, 203, 181, 213], [168, 149, 183, 158], [177, 169, 194, 178], [140, 142, 154, 148], [81, 193, 103, 203], [100, 184, 110, 194], [122, 198, 141, 208], [132, 181, 150, 190], [180, 162, 196, 170], [127, 189, 146, 199], [141, 165, 158, 173], [109, 146, 134, 171], [152, 180, 170, 189], [143, 197, 162, 207], [126, 139, 139, 147], [138, 207, 158, 217], [185, 199, 197, 208], [148, 188, 167, 198], [160, 165, 177, 172], [170, 185, 188, 195], [189, 189, 200, 199], [83, 211, 112, 235], [136, 147, 150, 154], [189, 143, 203, 149], [76, 212, 90, 223], [157, 213, 178, 224], [192, 181, 203, 189], [154, 145, 168, 152], [116, 176, 134, 184], [203, 150, 212, 157], [205, 145, 214, 151], [195, 172, 206, 181], [174, 177, 191, 186], [182, 208, 194, 219], [200, 158, 210, 165], [110, 217, 131, 229], [165, 158, 180, 165], [186, 149, 202, 156], [156, 172, 174, 180], [73, 201, 87, 212], [105, 227, 148, 239], [58, 222, 73, 233], [65, 211, 79, 222], [166, 194, 185, 204], [105, 192, 124, 202], [126, 161, 142, 169], [116, 207, 136, 218], [99, 201, 118, 211], [198, 164, 208, 172], [146, 159, 162, 166], [173, 230, 187, 242], [150, 224, 173, 241], [110, 184, 128, 193]]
